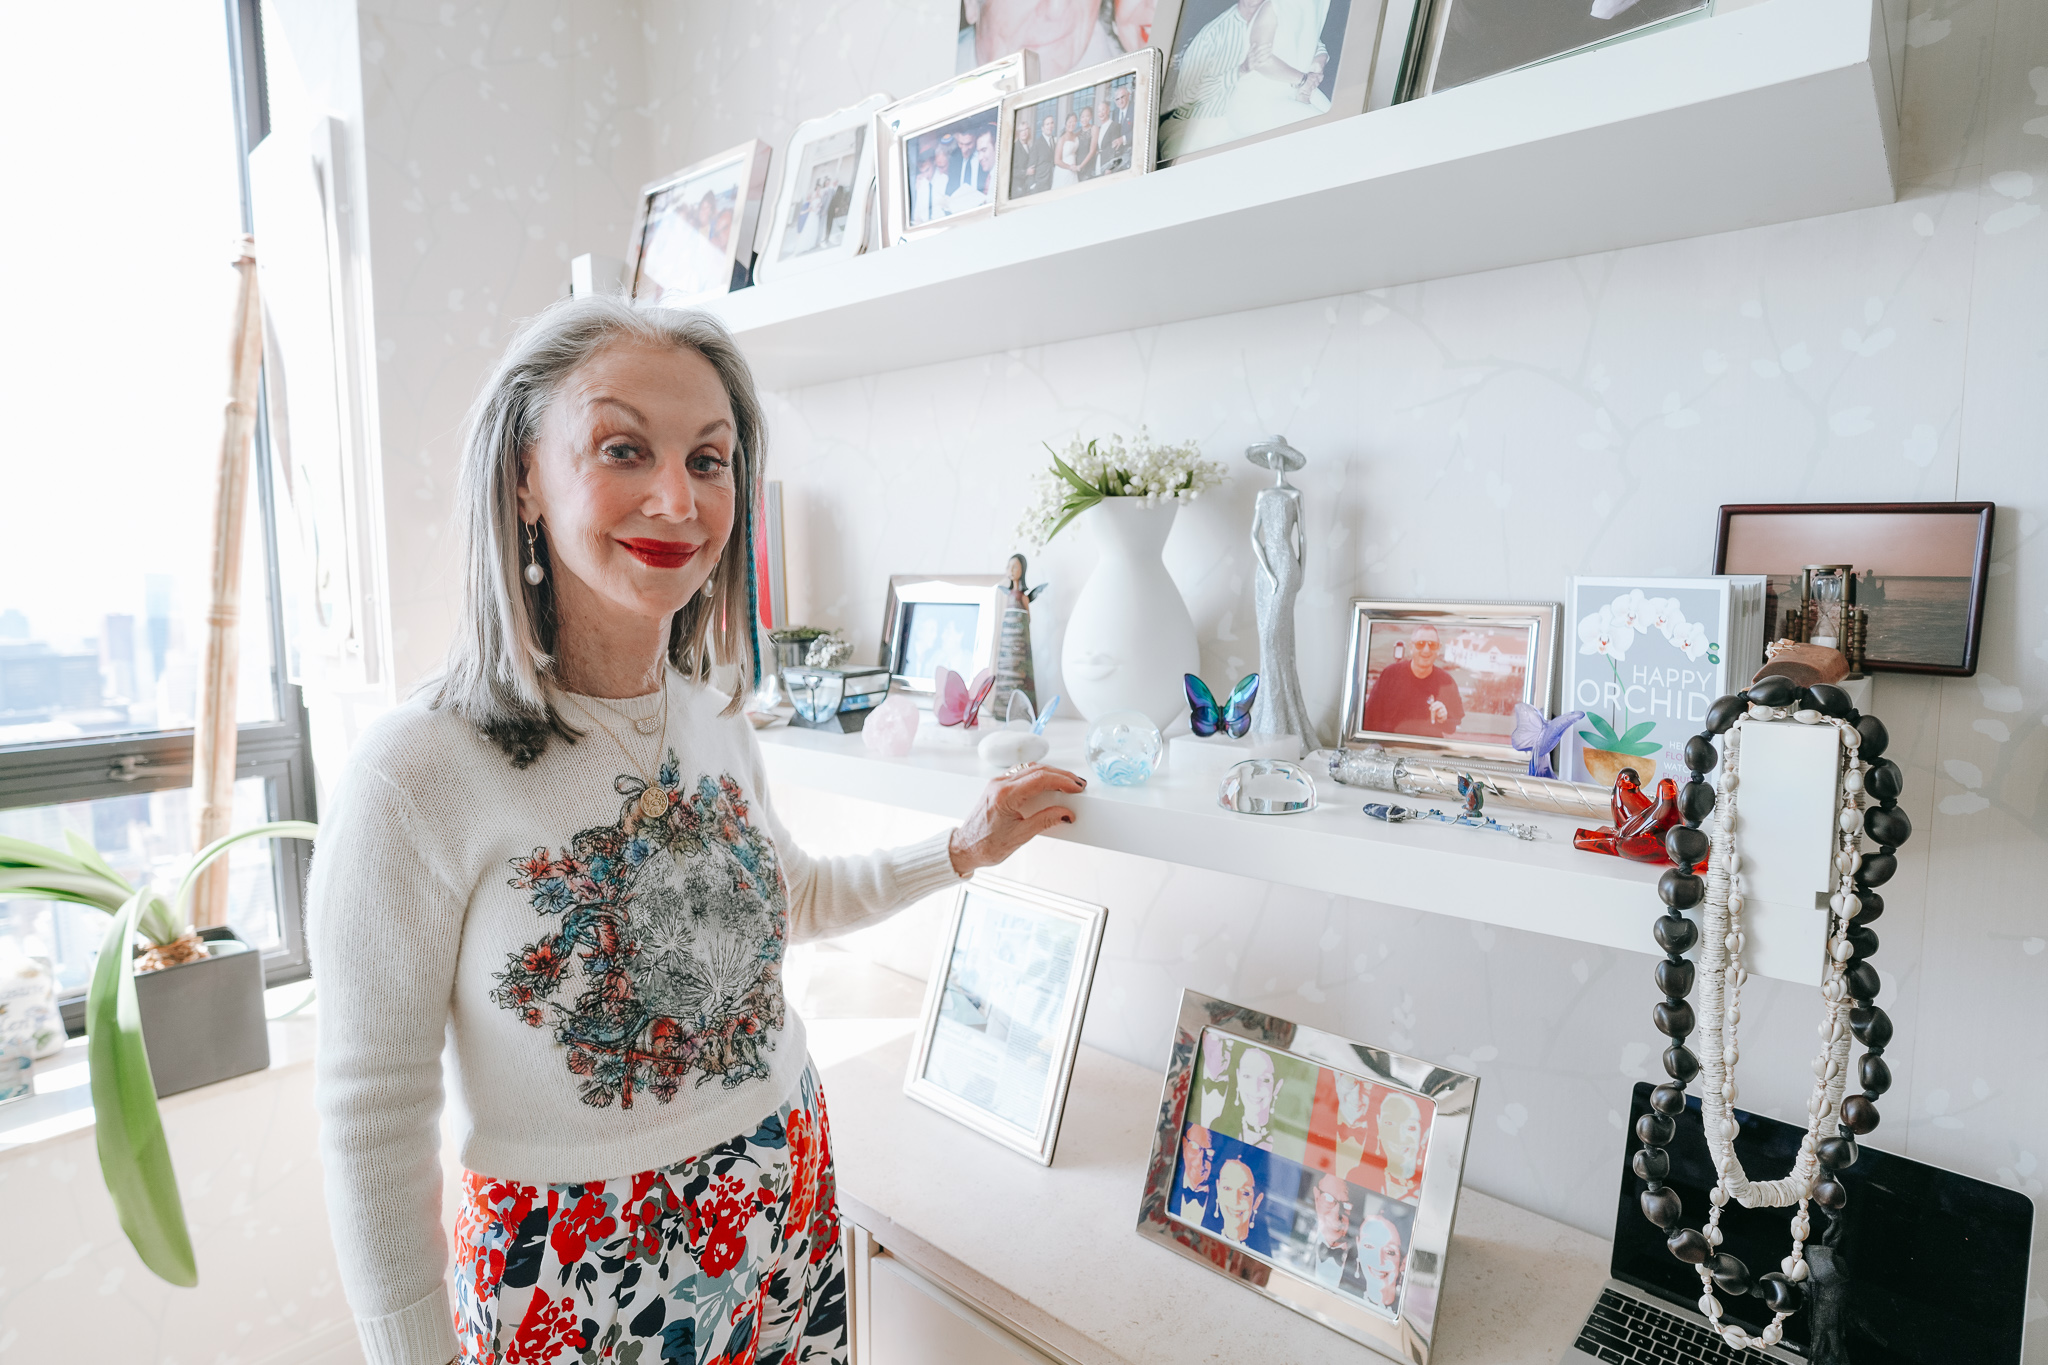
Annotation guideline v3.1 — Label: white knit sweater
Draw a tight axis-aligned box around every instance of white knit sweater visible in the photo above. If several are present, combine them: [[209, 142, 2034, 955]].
[[307, 673, 961, 1365]]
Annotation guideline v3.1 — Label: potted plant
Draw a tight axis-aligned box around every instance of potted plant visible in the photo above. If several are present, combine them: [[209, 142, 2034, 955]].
[[1574, 592, 1715, 788], [0, 819, 316, 1286], [1019, 432, 1224, 727]]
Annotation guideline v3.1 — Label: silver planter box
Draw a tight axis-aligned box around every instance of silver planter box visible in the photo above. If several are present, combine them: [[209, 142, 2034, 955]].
[[135, 927, 269, 1098]]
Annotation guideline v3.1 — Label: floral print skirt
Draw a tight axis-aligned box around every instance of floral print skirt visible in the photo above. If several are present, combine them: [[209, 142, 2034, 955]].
[[453, 1063, 846, 1365]]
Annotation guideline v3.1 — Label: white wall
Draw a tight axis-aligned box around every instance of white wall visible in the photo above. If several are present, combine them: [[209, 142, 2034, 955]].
[[286, 0, 2047, 1342]]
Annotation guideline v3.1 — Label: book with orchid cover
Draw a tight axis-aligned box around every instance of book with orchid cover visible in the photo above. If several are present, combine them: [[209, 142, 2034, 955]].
[[1565, 576, 1765, 788]]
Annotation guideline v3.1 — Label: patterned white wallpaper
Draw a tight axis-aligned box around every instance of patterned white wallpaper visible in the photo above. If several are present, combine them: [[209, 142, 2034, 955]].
[[285, 0, 2044, 1342]]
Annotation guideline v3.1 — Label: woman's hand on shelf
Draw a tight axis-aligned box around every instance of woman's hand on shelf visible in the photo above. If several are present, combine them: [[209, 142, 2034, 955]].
[[947, 763, 1087, 875]]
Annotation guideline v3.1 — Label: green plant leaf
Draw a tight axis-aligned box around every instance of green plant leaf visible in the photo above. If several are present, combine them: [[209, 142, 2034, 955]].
[[0, 867, 131, 911], [170, 821, 317, 924], [87, 889, 197, 1287], [1620, 721, 1659, 745], [1583, 713, 1623, 744], [135, 895, 184, 950], [1046, 444, 1100, 497], [63, 830, 130, 888]]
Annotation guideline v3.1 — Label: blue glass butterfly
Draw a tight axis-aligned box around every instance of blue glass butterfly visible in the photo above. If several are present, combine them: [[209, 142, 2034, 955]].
[[1508, 703, 1585, 779], [1185, 673, 1259, 739]]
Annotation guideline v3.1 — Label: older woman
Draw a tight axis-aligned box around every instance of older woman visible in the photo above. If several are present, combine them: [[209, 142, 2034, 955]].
[[309, 297, 1083, 1365]]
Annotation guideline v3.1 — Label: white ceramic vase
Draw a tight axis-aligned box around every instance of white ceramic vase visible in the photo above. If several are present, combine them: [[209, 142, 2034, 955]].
[[1060, 498, 1200, 728]]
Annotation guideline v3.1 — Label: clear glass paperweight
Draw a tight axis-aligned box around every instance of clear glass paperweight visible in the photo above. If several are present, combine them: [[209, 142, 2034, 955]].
[[1085, 710, 1162, 786], [1218, 758, 1318, 815]]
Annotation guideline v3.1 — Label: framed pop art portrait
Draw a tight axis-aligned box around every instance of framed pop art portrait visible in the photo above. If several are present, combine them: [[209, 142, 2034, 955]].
[[1713, 502, 1995, 677], [905, 876, 1107, 1165], [995, 48, 1161, 212], [1338, 599, 1561, 764], [876, 52, 1038, 247], [957, 0, 1165, 81], [1139, 990, 1477, 1360], [628, 140, 773, 307], [1155, 0, 1394, 166], [756, 94, 890, 285], [879, 574, 1005, 697]]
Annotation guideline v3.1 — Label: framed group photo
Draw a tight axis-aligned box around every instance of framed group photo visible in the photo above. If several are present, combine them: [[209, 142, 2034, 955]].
[[876, 52, 1038, 246], [905, 877, 1107, 1165], [879, 574, 1005, 697], [1338, 599, 1561, 762], [1156, 0, 1393, 165], [1140, 990, 1477, 1359], [627, 140, 773, 306], [755, 94, 890, 284], [996, 48, 1160, 211]]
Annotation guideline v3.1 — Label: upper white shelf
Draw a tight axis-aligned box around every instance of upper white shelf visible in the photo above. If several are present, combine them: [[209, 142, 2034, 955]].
[[708, 0, 1899, 390], [758, 718, 1679, 964]]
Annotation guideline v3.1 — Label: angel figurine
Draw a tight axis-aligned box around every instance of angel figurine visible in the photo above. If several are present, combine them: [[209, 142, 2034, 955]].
[[1246, 437, 1320, 754], [993, 552, 1045, 709]]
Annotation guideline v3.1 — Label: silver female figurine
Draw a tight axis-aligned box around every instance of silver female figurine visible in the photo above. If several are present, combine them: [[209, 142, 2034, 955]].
[[1247, 436, 1320, 754]]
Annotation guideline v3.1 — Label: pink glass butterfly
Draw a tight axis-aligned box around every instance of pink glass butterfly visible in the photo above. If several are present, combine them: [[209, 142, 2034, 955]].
[[934, 667, 996, 727]]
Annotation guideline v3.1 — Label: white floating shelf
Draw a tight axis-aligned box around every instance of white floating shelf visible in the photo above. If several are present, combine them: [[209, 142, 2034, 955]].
[[708, 0, 1899, 390], [759, 718, 1677, 962]]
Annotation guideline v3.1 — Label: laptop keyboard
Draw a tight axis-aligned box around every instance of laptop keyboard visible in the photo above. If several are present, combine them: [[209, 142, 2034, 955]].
[[1576, 1287, 1770, 1364]]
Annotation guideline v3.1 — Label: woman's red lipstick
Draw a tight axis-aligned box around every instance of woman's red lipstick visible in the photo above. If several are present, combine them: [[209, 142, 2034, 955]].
[[617, 538, 698, 569]]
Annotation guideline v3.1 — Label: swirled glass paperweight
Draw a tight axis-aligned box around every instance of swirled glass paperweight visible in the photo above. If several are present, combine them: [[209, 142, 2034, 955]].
[[1085, 710, 1162, 786]]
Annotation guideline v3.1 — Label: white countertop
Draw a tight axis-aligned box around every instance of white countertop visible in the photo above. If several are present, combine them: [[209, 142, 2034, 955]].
[[815, 1023, 1611, 1365]]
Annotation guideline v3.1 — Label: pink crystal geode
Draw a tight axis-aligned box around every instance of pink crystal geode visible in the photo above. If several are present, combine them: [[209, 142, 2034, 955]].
[[862, 695, 919, 757]]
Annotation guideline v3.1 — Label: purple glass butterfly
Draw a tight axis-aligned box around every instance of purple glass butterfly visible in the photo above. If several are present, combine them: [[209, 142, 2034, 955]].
[[1509, 702, 1584, 779], [1185, 673, 1259, 739]]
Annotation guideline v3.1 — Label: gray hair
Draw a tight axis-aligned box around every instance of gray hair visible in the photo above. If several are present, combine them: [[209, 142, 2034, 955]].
[[431, 294, 764, 766]]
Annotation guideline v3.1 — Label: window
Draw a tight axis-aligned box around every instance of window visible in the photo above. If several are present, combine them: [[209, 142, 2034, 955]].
[[0, 0, 315, 1028]]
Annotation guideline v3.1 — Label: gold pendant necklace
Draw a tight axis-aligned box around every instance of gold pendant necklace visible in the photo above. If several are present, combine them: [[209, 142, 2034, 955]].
[[563, 679, 671, 818]]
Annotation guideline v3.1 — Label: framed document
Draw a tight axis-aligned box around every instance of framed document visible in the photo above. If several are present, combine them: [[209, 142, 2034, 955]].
[[905, 876, 1107, 1165], [1138, 989, 1478, 1360]]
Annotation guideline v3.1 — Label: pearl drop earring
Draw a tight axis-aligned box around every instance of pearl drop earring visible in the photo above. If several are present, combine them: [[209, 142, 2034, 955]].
[[523, 520, 545, 586]]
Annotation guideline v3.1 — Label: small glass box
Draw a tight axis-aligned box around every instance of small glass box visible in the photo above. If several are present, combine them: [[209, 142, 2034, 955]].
[[783, 665, 892, 733]]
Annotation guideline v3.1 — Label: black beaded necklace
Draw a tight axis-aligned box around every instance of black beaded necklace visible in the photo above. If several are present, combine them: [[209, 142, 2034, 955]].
[[1634, 674, 1909, 1351]]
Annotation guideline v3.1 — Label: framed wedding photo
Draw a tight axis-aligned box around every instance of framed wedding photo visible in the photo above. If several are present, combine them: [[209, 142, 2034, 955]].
[[1139, 990, 1477, 1360], [755, 94, 890, 285], [996, 48, 1160, 212], [905, 877, 1107, 1165], [1338, 599, 1561, 762], [1713, 501, 1996, 677], [628, 140, 773, 307], [876, 52, 1037, 247], [1156, 0, 1392, 165], [879, 574, 1005, 697]]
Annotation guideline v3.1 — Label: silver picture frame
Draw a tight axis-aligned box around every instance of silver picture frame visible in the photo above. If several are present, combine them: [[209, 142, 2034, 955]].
[[1403, 0, 1712, 98], [755, 94, 891, 285], [627, 139, 773, 307], [904, 876, 1107, 1166], [1138, 989, 1479, 1362], [1338, 598, 1561, 764], [993, 48, 1161, 214], [875, 52, 1037, 248], [1155, 0, 1394, 167], [879, 573, 1004, 697]]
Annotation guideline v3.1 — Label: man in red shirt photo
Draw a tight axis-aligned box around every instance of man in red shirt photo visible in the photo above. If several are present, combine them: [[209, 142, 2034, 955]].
[[1360, 624, 1465, 738]]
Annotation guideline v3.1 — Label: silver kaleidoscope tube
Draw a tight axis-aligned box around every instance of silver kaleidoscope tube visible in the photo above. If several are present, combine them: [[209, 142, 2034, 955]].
[[1313, 747, 1613, 821]]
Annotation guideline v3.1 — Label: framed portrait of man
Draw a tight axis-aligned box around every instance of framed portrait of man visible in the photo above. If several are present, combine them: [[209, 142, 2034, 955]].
[[627, 141, 773, 307], [1139, 990, 1478, 1358], [904, 876, 1107, 1165], [1337, 598, 1561, 764]]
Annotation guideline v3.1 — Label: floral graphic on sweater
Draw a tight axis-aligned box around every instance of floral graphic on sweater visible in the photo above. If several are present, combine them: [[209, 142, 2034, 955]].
[[492, 754, 789, 1107]]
